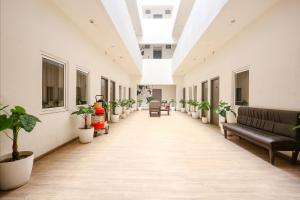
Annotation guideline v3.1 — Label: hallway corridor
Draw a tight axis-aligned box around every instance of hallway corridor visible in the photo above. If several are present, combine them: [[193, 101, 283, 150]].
[[1, 111, 300, 200]]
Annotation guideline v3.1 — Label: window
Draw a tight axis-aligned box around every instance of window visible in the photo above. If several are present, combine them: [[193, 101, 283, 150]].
[[101, 76, 108, 101], [235, 70, 249, 106], [119, 85, 122, 101], [153, 14, 163, 19], [165, 10, 171, 15], [166, 44, 172, 49], [145, 9, 151, 14], [110, 80, 116, 101], [76, 70, 88, 105], [42, 57, 65, 109], [153, 49, 162, 59], [144, 44, 150, 49]]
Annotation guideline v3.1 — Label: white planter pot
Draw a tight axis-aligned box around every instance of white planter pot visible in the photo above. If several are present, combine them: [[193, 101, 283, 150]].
[[171, 107, 175, 111], [191, 112, 199, 119], [202, 117, 208, 124], [180, 108, 185, 113], [187, 111, 192, 116], [125, 109, 130, 115], [78, 127, 94, 143], [111, 114, 119, 123], [115, 107, 122, 115], [138, 107, 142, 111], [0, 151, 34, 190], [130, 108, 135, 112], [121, 113, 127, 119]]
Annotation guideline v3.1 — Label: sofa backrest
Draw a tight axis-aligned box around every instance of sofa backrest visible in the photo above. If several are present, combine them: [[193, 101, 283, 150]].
[[237, 107, 300, 140]]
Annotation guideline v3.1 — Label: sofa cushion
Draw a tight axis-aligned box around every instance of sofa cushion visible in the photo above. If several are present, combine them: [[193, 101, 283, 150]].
[[223, 123, 299, 150], [237, 107, 300, 140]]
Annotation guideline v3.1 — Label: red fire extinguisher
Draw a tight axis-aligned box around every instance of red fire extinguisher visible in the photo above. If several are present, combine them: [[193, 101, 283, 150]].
[[92, 95, 109, 135]]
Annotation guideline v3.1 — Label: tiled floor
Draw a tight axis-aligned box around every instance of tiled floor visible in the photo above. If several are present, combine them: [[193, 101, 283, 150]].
[[1, 111, 300, 199]]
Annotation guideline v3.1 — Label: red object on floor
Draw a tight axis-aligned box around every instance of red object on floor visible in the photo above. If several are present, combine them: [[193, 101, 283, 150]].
[[92, 122, 105, 129], [95, 107, 105, 114]]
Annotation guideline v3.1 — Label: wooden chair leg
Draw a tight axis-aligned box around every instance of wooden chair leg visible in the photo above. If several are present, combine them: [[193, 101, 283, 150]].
[[224, 130, 227, 139], [292, 151, 299, 164], [269, 149, 275, 165]]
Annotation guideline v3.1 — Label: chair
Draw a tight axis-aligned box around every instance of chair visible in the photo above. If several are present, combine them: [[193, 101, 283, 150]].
[[149, 100, 161, 117]]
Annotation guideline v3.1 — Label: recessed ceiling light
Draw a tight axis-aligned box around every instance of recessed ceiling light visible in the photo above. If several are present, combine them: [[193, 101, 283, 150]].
[[89, 19, 94, 24], [230, 19, 236, 24]]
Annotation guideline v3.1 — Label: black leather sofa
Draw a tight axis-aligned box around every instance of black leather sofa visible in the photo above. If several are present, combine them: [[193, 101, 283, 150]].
[[223, 107, 300, 165]]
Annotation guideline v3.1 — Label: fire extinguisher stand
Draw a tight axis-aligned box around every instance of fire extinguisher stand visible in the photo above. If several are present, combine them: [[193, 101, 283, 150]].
[[92, 95, 109, 137]]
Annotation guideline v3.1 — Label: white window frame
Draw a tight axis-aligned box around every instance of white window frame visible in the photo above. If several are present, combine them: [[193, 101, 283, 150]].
[[232, 67, 250, 107], [41, 53, 68, 114], [76, 67, 89, 106]]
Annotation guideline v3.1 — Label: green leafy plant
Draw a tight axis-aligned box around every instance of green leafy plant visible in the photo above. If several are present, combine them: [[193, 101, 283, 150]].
[[169, 99, 176, 107], [137, 99, 143, 107], [71, 105, 94, 129], [190, 100, 199, 111], [187, 100, 193, 112], [0, 105, 41, 161], [215, 101, 236, 123], [198, 101, 210, 117], [109, 100, 119, 115], [179, 99, 185, 108], [128, 99, 136, 108], [119, 100, 128, 112]]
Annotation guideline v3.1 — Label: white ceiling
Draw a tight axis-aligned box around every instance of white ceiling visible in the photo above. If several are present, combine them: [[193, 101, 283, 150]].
[[174, 0, 280, 75], [52, 0, 141, 75]]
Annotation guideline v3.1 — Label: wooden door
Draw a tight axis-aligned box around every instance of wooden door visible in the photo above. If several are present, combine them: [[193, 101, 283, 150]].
[[210, 78, 219, 125]]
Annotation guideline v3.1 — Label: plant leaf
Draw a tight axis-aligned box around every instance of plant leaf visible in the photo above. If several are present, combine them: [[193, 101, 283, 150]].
[[20, 114, 40, 132]]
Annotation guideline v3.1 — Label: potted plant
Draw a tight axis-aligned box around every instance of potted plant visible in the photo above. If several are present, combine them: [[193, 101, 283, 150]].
[[129, 98, 136, 112], [169, 99, 176, 111], [119, 100, 128, 119], [187, 100, 193, 115], [137, 99, 143, 111], [179, 99, 186, 112], [215, 101, 236, 133], [0, 105, 41, 190], [124, 100, 131, 115], [198, 101, 210, 123], [191, 100, 199, 119], [71, 105, 94, 144], [109, 100, 120, 123]]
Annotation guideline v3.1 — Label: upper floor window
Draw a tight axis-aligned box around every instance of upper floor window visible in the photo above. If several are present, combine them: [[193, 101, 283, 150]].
[[145, 10, 151, 14], [153, 49, 162, 59], [235, 70, 249, 106], [165, 10, 171, 15], [166, 44, 172, 49], [42, 56, 66, 109], [76, 70, 88, 105], [153, 14, 163, 19], [144, 44, 150, 49]]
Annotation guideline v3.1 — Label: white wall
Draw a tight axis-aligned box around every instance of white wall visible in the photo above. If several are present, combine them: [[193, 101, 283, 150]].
[[183, 0, 300, 123], [141, 59, 174, 84], [141, 44, 176, 59], [172, 0, 227, 72], [0, 0, 132, 157], [101, 0, 143, 72]]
